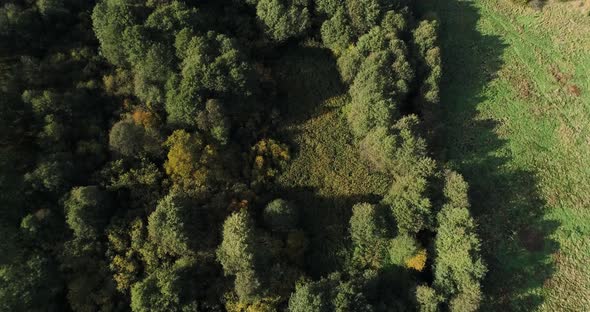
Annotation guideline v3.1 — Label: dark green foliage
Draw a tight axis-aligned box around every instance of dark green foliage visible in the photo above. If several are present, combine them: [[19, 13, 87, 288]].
[[0, 253, 62, 312], [255, 0, 311, 41], [166, 31, 253, 127], [263, 199, 299, 232], [196, 99, 231, 145], [64, 186, 112, 239], [0, 0, 487, 310]]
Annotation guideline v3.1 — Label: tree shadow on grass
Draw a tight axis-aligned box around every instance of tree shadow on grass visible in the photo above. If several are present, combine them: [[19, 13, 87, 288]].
[[417, 0, 559, 310]]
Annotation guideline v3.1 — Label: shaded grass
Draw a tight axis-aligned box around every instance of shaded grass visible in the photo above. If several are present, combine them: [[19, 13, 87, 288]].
[[269, 45, 390, 275], [420, 0, 590, 310]]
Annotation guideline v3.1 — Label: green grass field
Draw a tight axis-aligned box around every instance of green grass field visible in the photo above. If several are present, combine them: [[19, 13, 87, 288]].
[[420, 0, 590, 310]]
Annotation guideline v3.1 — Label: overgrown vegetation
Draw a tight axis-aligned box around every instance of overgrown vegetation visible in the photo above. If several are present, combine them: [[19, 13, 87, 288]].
[[0, 0, 492, 311]]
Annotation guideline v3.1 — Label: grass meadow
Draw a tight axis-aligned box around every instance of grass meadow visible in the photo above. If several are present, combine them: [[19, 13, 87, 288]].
[[419, 0, 590, 310]]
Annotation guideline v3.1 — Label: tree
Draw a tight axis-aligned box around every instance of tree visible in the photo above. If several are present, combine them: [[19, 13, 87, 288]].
[[147, 192, 201, 256], [163, 129, 225, 193], [345, 0, 382, 34], [349, 203, 389, 268], [263, 199, 298, 232], [109, 118, 162, 158], [64, 186, 111, 239], [217, 210, 264, 302], [415, 285, 442, 312], [433, 171, 486, 312], [0, 253, 63, 312], [130, 258, 200, 312], [92, 0, 138, 66], [321, 9, 354, 54], [196, 99, 231, 145], [413, 19, 442, 121], [166, 31, 253, 127], [288, 280, 327, 312], [255, 0, 311, 41]]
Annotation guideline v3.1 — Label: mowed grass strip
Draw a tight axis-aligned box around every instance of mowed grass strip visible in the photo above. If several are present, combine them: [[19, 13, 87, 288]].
[[421, 0, 590, 310]]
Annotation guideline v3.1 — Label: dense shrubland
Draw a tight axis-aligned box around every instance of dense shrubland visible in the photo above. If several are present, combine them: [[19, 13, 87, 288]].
[[0, 0, 484, 311]]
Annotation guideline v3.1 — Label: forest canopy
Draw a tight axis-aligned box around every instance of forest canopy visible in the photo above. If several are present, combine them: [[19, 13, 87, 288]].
[[0, 0, 485, 311]]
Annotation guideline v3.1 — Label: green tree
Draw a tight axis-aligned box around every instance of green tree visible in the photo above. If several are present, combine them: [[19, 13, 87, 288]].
[[130, 258, 201, 312], [147, 192, 201, 256], [321, 9, 354, 54], [64, 186, 112, 239], [349, 203, 390, 268], [166, 31, 253, 127], [433, 171, 486, 312], [255, 0, 311, 41], [288, 280, 327, 312], [0, 253, 63, 312], [92, 0, 138, 66], [217, 210, 264, 302], [109, 118, 162, 158], [415, 285, 442, 312]]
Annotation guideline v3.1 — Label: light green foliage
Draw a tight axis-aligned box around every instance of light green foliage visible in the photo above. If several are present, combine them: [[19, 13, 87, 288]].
[[288, 274, 373, 312], [255, 0, 311, 41], [144, 1, 199, 35], [92, 0, 137, 66], [380, 116, 436, 234], [415, 285, 442, 312], [288, 280, 327, 312], [321, 9, 354, 54], [147, 193, 197, 256], [166, 31, 252, 127], [388, 234, 418, 266], [130, 259, 199, 312], [433, 171, 485, 312], [385, 172, 432, 234], [413, 19, 442, 112], [64, 186, 111, 239], [341, 27, 414, 138], [347, 52, 399, 137], [217, 210, 264, 301], [263, 199, 299, 232], [350, 203, 389, 268], [108, 118, 162, 158], [345, 0, 383, 34], [315, 0, 344, 16], [359, 126, 396, 172], [381, 10, 408, 34], [133, 43, 175, 105], [218, 210, 257, 275]]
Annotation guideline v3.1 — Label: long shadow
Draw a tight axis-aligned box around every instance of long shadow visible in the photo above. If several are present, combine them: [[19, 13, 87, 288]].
[[417, 0, 559, 310]]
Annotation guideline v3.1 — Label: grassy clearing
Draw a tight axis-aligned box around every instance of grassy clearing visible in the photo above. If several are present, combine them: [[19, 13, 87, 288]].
[[269, 45, 390, 275], [420, 0, 590, 310]]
